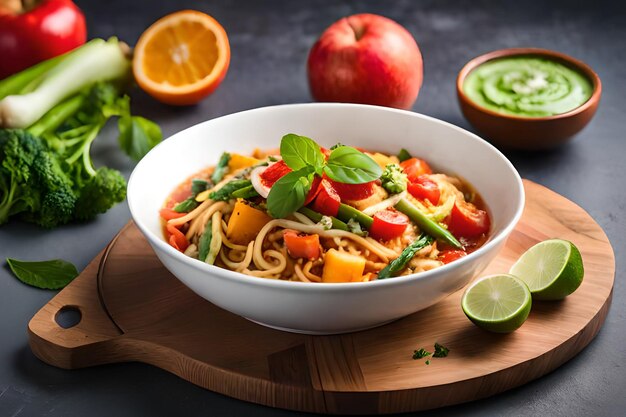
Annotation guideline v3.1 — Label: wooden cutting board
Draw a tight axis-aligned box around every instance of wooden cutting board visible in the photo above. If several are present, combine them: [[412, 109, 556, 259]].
[[28, 180, 615, 414]]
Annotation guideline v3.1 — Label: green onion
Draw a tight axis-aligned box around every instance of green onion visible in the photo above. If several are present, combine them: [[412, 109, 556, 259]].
[[395, 198, 462, 249]]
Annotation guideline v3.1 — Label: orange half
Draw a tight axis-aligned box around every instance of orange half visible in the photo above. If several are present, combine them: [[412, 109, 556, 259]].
[[133, 10, 230, 105]]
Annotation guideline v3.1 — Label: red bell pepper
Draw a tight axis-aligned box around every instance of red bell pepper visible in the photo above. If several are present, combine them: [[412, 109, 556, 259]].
[[311, 179, 341, 217], [0, 0, 86, 79]]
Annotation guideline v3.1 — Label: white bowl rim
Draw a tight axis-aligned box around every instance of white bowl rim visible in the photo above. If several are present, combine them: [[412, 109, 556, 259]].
[[128, 102, 525, 291]]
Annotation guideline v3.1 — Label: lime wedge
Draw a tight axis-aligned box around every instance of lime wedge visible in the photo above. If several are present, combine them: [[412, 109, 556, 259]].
[[461, 274, 532, 333], [509, 239, 584, 300]]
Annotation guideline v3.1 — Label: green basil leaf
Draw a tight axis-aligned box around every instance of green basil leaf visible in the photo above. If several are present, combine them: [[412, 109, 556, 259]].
[[6, 258, 79, 290], [117, 115, 162, 161], [280, 133, 324, 172], [324, 146, 383, 184], [267, 167, 315, 218]]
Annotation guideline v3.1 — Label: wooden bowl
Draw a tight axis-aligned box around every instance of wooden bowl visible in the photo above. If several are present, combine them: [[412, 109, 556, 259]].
[[457, 48, 602, 150]]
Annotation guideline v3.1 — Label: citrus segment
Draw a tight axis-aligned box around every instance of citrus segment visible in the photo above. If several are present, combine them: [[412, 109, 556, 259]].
[[133, 10, 230, 105], [461, 274, 532, 333]]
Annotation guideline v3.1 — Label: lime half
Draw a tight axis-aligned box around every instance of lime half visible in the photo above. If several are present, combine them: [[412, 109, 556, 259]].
[[509, 239, 584, 300], [462, 274, 532, 333]]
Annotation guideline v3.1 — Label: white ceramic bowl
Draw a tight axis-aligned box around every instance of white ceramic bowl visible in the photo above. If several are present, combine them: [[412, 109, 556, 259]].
[[128, 103, 524, 334]]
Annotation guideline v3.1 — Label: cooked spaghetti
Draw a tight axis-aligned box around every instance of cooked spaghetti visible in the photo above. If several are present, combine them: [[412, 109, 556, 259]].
[[161, 134, 490, 283]]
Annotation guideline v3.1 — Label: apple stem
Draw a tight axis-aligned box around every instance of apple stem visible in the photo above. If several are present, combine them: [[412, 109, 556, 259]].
[[347, 17, 366, 41]]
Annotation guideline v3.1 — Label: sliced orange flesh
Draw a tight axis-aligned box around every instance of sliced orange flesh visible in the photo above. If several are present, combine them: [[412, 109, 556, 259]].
[[133, 10, 230, 105]]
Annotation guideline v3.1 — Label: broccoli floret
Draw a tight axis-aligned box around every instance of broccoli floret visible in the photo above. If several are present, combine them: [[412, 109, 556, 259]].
[[0, 129, 76, 228], [0, 130, 40, 224], [381, 163, 408, 194], [73, 167, 126, 220]]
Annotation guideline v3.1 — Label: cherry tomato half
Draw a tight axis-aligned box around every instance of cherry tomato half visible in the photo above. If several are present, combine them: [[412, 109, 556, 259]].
[[260, 160, 292, 187], [438, 250, 467, 264], [283, 229, 320, 260], [407, 175, 440, 205], [400, 158, 432, 181], [447, 200, 490, 238], [311, 179, 341, 216], [369, 209, 409, 241]]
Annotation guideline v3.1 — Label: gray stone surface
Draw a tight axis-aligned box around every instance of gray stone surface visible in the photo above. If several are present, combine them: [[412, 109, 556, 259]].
[[1, 0, 624, 415]]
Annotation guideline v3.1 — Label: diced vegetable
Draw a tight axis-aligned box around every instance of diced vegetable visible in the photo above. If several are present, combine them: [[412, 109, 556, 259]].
[[211, 152, 231, 184], [446, 200, 490, 237], [407, 176, 440, 205], [369, 210, 409, 241], [397, 148, 412, 162], [380, 163, 408, 194], [377, 234, 433, 279], [283, 229, 320, 260], [166, 223, 189, 252], [210, 179, 252, 201], [174, 198, 199, 213], [329, 178, 376, 201], [228, 153, 260, 171], [439, 250, 467, 264], [198, 219, 213, 262], [159, 208, 186, 220], [260, 160, 291, 187], [230, 185, 259, 199], [400, 158, 432, 181], [337, 203, 374, 229], [395, 198, 462, 249], [322, 249, 366, 283], [227, 200, 272, 245], [298, 206, 348, 231], [311, 179, 341, 217], [369, 152, 397, 169]]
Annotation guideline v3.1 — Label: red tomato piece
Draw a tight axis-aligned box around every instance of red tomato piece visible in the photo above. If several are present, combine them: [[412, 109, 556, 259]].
[[438, 250, 467, 264], [400, 158, 432, 181], [166, 224, 189, 252], [311, 179, 341, 216], [447, 200, 490, 238], [329, 179, 376, 201], [407, 175, 440, 205], [369, 209, 409, 241], [283, 229, 320, 260], [260, 160, 292, 187], [304, 175, 322, 205]]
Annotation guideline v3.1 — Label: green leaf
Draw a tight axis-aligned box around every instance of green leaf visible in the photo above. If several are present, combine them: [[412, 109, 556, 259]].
[[267, 167, 315, 218], [433, 342, 450, 358], [397, 148, 412, 162], [324, 146, 382, 184], [6, 258, 78, 290], [280, 133, 325, 172], [118, 115, 162, 161]]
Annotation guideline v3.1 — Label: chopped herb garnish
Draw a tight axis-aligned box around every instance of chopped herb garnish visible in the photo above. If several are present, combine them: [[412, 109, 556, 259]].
[[433, 342, 449, 358], [425, 360, 430, 365], [412, 348, 431, 360]]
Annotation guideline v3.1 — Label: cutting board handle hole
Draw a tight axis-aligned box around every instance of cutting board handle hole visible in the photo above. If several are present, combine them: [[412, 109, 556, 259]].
[[55, 306, 82, 329]]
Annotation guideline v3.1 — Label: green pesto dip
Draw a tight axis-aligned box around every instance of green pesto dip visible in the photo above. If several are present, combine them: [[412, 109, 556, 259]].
[[463, 56, 593, 117]]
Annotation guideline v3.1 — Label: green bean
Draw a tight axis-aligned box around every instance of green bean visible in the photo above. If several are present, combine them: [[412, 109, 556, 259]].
[[378, 234, 434, 279], [337, 203, 373, 229], [395, 198, 462, 249]]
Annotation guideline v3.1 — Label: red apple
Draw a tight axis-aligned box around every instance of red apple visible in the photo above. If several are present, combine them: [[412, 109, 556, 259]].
[[307, 14, 423, 110]]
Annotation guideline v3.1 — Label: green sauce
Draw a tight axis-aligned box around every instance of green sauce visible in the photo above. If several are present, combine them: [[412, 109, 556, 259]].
[[463, 57, 593, 117]]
